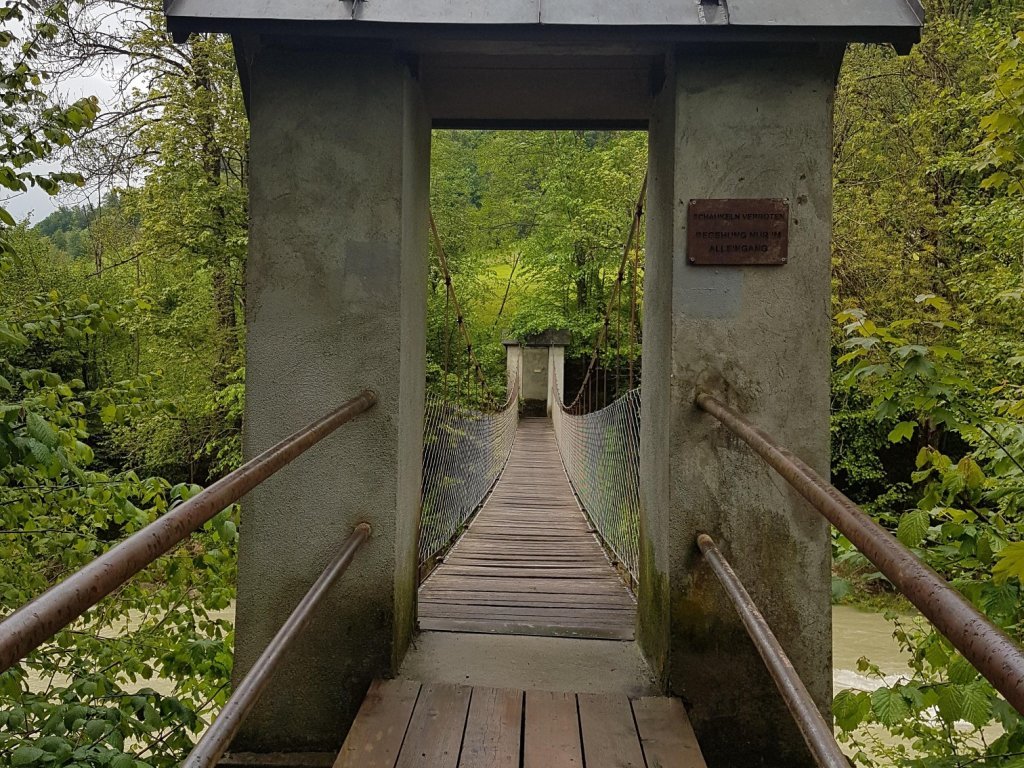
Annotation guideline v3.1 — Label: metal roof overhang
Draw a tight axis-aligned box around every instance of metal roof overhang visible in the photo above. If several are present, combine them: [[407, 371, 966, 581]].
[[165, 0, 923, 49]]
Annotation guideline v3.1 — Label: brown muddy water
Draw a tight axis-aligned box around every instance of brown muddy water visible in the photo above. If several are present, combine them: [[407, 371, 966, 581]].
[[832, 604, 911, 694]]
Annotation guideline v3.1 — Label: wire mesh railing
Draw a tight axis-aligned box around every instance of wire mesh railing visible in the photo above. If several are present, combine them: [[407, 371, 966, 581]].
[[551, 371, 641, 582], [419, 380, 519, 565]]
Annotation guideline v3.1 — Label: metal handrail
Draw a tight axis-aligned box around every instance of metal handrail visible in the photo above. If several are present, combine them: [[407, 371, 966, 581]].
[[0, 389, 378, 673], [696, 391, 1024, 714], [697, 534, 848, 768], [184, 523, 372, 768]]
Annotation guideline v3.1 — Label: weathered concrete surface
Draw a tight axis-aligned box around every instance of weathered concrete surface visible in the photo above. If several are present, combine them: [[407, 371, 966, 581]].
[[640, 48, 842, 767], [547, 344, 565, 415], [504, 337, 567, 414], [503, 342, 522, 395], [235, 46, 429, 752], [636, 55, 676, 685], [399, 632, 658, 696], [521, 346, 549, 402]]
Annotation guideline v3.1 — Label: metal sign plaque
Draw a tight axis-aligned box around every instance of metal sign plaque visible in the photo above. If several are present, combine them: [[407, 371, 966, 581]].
[[687, 198, 789, 265]]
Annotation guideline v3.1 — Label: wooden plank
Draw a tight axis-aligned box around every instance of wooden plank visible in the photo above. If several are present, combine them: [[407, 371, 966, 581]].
[[434, 569, 623, 580], [523, 690, 582, 768], [335, 679, 421, 768], [577, 693, 646, 768], [425, 578, 630, 595], [418, 604, 633, 620], [395, 683, 472, 768], [631, 698, 708, 768], [420, 594, 634, 608], [458, 688, 523, 768], [418, 417, 635, 640], [419, 617, 634, 640], [446, 553, 602, 560]]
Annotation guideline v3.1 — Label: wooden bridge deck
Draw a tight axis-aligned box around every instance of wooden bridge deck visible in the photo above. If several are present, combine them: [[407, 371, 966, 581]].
[[418, 417, 636, 640], [335, 680, 707, 768]]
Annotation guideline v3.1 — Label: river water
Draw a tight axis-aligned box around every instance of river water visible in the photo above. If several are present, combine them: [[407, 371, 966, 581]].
[[832, 604, 911, 694], [31, 604, 910, 697], [24, 603, 949, 758]]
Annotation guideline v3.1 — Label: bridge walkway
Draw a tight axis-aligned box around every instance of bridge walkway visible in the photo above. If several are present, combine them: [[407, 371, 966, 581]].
[[335, 679, 706, 768], [418, 417, 636, 640]]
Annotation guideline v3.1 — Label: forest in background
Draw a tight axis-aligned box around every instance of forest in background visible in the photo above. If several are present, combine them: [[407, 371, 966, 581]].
[[1, 0, 1023, 765]]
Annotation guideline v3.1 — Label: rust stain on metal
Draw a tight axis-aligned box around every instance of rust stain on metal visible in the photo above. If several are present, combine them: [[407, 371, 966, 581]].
[[184, 524, 372, 768], [687, 198, 789, 266], [0, 390, 377, 674], [697, 534, 848, 768]]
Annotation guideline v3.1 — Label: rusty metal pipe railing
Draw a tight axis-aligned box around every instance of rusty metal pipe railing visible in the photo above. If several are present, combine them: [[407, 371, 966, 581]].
[[0, 390, 378, 673], [697, 534, 848, 768], [184, 523, 372, 768], [696, 392, 1024, 714]]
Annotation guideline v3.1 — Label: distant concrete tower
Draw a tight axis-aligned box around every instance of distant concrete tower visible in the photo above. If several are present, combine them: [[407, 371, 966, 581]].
[[503, 330, 569, 416]]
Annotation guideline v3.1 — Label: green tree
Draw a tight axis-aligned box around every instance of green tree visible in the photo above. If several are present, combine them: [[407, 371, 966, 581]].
[[0, 1, 96, 250]]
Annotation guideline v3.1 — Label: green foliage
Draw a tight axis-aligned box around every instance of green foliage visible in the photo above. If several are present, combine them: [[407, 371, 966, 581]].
[[1, 5, 243, 765], [831, 7, 1024, 764], [0, 260, 236, 767], [0, 1, 97, 247], [427, 130, 646, 403], [0, 1, 1020, 766], [976, 18, 1024, 194]]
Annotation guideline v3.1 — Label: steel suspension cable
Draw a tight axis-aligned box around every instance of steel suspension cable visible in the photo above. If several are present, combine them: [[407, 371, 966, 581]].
[[442, 280, 451, 398], [568, 174, 647, 413], [429, 210, 493, 405], [551, 368, 640, 582], [418, 377, 520, 567], [628, 230, 640, 389], [492, 251, 520, 329]]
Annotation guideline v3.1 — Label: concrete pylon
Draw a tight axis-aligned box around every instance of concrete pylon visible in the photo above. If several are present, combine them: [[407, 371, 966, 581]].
[[639, 47, 843, 767], [503, 330, 569, 416], [235, 46, 429, 752]]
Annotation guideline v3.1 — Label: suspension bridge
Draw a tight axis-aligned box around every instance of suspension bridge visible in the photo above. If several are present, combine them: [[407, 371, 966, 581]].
[[8, 3, 1024, 768], [5, 183, 1024, 768], [4, 302, 1024, 766]]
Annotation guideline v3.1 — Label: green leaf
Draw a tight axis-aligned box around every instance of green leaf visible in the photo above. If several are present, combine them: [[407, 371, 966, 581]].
[[937, 684, 964, 723], [25, 437, 53, 465], [870, 687, 910, 726], [831, 576, 852, 602], [26, 411, 58, 448], [994, 542, 1024, 584], [100, 403, 117, 423], [887, 421, 916, 443], [84, 718, 108, 740], [956, 458, 986, 490], [948, 655, 978, 685], [896, 508, 930, 547], [833, 689, 870, 731], [219, 519, 237, 542], [11, 747, 45, 766], [0, 323, 27, 347]]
